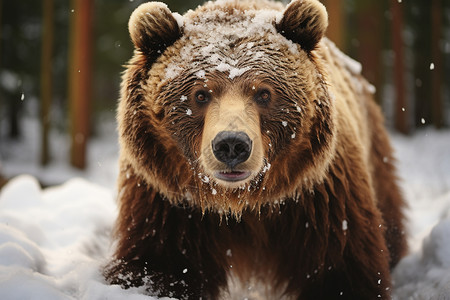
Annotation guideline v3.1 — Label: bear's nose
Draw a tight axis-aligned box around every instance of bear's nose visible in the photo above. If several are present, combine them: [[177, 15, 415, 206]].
[[212, 131, 252, 169]]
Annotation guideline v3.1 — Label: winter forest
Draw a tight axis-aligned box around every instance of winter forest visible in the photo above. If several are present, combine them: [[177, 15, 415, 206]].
[[0, 0, 450, 299]]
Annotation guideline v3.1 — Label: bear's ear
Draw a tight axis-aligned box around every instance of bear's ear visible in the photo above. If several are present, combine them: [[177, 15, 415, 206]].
[[128, 2, 182, 55], [276, 0, 328, 52]]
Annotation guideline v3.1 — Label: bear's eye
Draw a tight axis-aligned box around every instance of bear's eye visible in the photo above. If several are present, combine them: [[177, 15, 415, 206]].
[[195, 91, 210, 104], [254, 89, 271, 105]]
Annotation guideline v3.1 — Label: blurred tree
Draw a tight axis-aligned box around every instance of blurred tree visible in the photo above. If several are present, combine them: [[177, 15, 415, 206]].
[[0, 1, 41, 139], [162, 0, 205, 14], [91, 0, 137, 119], [0, 0, 2, 137], [445, 0, 450, 129], [409, 0, 432, 128], [431, 0, 444, 128], [40, 0, 54, 166], [51, 0, 70, 130], [391, 0, 409, 134], [355, 0, 386, 104], [68, 0, 93, 169], [321, 0, 345, 49]]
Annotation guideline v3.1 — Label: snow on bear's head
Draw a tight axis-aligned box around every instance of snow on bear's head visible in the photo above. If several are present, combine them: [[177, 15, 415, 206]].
[[119, 0, 335, 215]]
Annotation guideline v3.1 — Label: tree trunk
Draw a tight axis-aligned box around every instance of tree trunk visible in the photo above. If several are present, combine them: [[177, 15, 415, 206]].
[[40, 0, 54, 166], [391, 0, 409, 134], [410, 1, 432, 128], [322, 0, 344, 49], [431, 0, 444, 128], [68, 0, 93, 169], [9, 96, 20, 139], [356, 0, 385, 104], [0, 0, 2, 138]]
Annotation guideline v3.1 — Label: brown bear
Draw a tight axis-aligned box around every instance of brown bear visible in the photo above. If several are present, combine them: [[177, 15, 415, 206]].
[[104, 0, 407, 299]]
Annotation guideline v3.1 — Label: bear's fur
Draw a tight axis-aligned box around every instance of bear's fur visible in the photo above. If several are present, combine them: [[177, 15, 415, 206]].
[[104, 0, 407, 299]]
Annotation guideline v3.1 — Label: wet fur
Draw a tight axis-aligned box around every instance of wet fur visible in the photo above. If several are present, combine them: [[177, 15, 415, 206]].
[[105, 0, 407, 299]]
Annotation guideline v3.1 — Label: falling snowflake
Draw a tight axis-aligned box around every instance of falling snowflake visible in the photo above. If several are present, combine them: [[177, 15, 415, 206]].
[[342, 220, 348, 231]]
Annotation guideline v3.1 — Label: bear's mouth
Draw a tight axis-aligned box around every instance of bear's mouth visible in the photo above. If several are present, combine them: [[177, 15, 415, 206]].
[[214, 171, 251, 182]]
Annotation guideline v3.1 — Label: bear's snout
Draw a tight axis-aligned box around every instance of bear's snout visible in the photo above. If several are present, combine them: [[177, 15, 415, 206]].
[[212, 131, 252, 169]]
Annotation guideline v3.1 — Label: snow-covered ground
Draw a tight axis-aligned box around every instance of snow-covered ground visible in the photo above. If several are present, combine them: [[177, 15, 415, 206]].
[[0, 119, 449, 299], [390, 130, 450, 299]]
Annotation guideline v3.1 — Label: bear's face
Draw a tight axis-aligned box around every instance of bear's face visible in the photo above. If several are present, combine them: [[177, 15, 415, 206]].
[[120, 0, 336, 213]]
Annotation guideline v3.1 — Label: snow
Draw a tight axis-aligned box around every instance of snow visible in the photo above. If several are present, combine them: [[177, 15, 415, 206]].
[[325, 38, 362, 75], [0, 118, 119, 188], [227, 66, 251, 80], [342, 220, 348, 231], [393, 220, 450, 299], [194, 70, 206, 79], [0, 175, 160, 300], [172, 12, 184, 29], [162, 3, 297, 81], [391, 129, 450, 299], [1, 117, 450, 299]]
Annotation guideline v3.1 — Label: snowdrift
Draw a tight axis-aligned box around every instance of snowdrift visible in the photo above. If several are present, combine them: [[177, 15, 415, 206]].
[[0, 176, 163, 300]]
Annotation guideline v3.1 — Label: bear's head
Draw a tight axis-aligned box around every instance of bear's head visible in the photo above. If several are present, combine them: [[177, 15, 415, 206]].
[[119, 0, 336, 216]]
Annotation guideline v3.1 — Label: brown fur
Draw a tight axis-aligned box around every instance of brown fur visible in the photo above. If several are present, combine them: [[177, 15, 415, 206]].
[[105, 0, 407, 299]]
